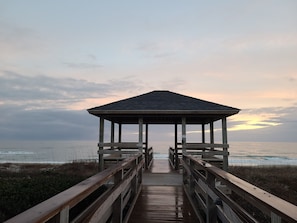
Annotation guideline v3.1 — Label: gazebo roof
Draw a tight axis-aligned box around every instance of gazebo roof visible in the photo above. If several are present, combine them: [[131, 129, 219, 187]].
[[87, 90, 240, 124]]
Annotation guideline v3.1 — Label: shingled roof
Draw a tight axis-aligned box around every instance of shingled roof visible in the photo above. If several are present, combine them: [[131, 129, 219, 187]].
[[87, 90, 240, 124]]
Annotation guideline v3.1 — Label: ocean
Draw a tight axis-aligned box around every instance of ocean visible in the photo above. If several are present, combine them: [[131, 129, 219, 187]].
[[0, 140, 297, 166]]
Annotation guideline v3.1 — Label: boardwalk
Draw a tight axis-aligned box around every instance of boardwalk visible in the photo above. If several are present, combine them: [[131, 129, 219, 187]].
[[128, 160, 200, 223], [4, 156, 297, 222]]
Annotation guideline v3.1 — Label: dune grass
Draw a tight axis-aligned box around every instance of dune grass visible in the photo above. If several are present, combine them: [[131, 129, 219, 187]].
[[0, 162, 98, 222], [229, 165, 297, 206]]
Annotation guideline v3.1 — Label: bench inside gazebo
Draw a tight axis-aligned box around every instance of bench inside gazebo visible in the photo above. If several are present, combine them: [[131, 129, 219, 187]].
[[87, 90, 240, 171]]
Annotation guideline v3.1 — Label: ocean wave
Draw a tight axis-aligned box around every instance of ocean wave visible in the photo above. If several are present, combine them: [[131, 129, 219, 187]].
[[229, 156, 297, 166], [0, 151, 35, 155]]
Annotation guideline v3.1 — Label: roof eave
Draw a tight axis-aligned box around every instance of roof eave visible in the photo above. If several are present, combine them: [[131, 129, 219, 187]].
[[87, 109, 240, 116]]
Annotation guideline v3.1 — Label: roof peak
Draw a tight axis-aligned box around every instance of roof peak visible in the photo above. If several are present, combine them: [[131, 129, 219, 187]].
[[88, 90, 239, 112], [87, 90, 240, 124]]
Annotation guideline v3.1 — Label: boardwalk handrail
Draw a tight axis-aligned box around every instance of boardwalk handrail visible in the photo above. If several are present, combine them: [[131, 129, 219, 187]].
[[182, 155, 297, 223], [5, 154, 144, 223]]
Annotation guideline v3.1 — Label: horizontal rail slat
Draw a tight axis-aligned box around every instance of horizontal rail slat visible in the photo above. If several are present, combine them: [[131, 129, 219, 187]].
[[98, 142, 144, 148]]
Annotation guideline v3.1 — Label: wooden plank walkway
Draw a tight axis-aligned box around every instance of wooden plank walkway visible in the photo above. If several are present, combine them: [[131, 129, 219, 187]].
[[128, 159, 200, 223]]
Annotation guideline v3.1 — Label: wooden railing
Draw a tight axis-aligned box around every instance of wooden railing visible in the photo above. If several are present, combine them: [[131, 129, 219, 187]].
[[5, 154, 144, 223], [182, 155, 297, 223], [169, 147, 181, 170], [144, 147, 153, 169], [97, 142, 153, 170], [169, 143, 228, 170]]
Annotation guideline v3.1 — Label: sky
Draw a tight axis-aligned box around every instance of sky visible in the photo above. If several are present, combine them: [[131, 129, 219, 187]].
[[0, 1, 297, 143]]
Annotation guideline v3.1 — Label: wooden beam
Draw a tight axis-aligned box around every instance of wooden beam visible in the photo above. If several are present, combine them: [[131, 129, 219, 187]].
[[202, 124, 205, 143], [99, 117, 104, 171], [210, 122, 214, 150], [185, 143, 229, 149], [138, 118, 143, 153], [118, 123, 122, 143], [182, 117, 186, 155], [222, 117, 228, 170], [111, 121, 115, 149], [98, 142, 143, 148], [174, 124, 178, 170], [145, 124, 149, 169]]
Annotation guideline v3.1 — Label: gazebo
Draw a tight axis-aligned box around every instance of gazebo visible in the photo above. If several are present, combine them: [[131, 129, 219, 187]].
[[87, 90, 240, 171]]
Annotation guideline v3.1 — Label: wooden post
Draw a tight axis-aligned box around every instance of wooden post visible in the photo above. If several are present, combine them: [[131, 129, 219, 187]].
[[99, 117, 104, 171], [113, 169, 123, 223], [222, 117, 228, 171], [206, 172, 216, 223], [59, 206, 69, 223], [210, 122, 214, 150], [174, 123, 178, 170], [182, 117, 186, 155], [202, 124, 205, 143], [145, 123, 149, 169], [138, 118, 143, 154], [118, 123, 122, 143], [111, 121, 115, 150]]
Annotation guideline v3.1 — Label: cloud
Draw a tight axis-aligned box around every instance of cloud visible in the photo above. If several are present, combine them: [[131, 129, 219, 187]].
[[136, 41, 183, 58], [0, 71, 140, 110], [64, 62, 103, 69], [228, 106, 297, 142], [0, 105, 98, 140], [0, 21, 46, 60]]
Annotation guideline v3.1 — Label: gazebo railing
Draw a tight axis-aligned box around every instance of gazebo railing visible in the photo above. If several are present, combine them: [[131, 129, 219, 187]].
[[169, 147, 182, 170], [169, 143, 229, 170], [97, 142, 153, 169], [144, 147, 153, 169]]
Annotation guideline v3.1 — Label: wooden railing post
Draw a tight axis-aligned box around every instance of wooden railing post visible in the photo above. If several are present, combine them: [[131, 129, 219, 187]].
[[188, 159, 195, 197], [206, 171, 216, 223], [271, 212, 281, 223], [113, 195, 123, 223], [59, 206, 69, 223], [112, 169, 124, 223]]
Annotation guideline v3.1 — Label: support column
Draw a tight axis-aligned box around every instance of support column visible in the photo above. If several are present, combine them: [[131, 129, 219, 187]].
[[118, 123, 122, 143], [174, 123, 178, 170], [222, 117, 228, 170], [138, 118, 143, 154], [210, 122, 214, 150], [145, 124, 148, 149], [111, 121, 115, 150], [99, 117, 104, 171], [202, 124, 205, 143], [182, 117, 186, 155], [145, 123, 149, 169], [118, 123, 122, 157]]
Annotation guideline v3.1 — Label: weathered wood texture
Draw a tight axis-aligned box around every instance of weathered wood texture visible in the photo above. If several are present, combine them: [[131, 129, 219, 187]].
[[128, 159, 199, 222], [5, 154, 144, 223], [182, 155, 297, 223], [128, 186, 200, 223]]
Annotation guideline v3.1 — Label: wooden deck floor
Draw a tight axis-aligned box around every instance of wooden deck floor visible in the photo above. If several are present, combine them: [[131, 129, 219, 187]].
[[128, 159, 200, 223]]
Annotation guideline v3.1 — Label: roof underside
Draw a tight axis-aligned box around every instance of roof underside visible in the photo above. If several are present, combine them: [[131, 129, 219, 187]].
[[87, 91, 240, 124]]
